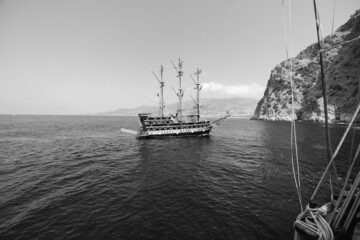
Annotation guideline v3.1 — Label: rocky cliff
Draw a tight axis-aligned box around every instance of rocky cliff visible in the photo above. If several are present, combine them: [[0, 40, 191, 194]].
[[253, 10, 360, 122]]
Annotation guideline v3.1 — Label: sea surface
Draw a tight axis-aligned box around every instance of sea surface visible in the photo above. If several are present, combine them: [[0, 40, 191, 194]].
[[0, 115, 359, 240]]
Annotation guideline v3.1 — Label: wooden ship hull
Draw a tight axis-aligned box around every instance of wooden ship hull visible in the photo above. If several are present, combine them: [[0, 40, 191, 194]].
[[137, 114, 213, 139]]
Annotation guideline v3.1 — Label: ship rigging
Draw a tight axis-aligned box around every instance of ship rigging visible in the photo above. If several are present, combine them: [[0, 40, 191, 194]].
[[137, 59, 229, 138], [122, 59, 230, 139]]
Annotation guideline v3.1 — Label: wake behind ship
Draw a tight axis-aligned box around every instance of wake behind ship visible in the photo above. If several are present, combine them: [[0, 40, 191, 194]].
[[122, 59, 229, 139]]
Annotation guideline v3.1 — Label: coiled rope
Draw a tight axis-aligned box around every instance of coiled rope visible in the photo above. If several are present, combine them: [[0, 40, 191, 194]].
[[294, 204, 334, 240]]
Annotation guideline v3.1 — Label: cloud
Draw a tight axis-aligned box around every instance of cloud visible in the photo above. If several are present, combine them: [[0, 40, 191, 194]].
[[201, 82, 264, 98]]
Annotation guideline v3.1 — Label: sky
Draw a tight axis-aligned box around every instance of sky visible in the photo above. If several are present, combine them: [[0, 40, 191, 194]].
[[0, 0, 359, 115]]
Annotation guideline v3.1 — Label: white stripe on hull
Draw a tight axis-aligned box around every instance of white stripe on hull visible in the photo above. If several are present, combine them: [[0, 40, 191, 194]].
[[148, 127, 209, 136], [137, 127, 212, 138]]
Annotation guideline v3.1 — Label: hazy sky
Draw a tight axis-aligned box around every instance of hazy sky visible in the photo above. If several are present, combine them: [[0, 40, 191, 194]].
[[1, 0, 359, 115]]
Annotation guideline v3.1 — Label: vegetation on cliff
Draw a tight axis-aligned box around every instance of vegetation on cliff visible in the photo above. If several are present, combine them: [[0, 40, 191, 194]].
[[253, 10, 360, 122]]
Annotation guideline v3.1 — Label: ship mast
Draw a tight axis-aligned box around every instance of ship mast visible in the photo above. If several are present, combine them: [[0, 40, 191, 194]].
[[171, 58, 184, 122], [313, 0, 331, 159], [312, 0, 339, 199], [152, 65, 165, 117], [190, 68, 202, 121]]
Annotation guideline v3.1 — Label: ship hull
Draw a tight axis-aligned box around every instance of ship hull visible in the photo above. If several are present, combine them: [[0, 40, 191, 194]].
[[137, 127, 212, 139], [137, 113, 213, 139]]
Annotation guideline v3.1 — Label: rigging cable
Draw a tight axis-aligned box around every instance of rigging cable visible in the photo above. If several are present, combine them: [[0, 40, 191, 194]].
[[329, 143, 360, 227], [347, 76, 360, 171], [331, 0, 336, 35], [330, 77, 360, 228], [311, 103, 360, 201], [282, 0, 303, 211]]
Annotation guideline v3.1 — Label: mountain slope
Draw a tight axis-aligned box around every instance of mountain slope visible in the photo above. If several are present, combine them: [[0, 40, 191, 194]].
[[101, 97, 258, 118], [253, 10, 360, 122]]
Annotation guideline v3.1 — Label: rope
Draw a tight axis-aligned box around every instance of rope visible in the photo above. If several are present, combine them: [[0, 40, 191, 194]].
[[282, 0, 303, 211], [329, 143, 360, 226], [288, 0, 302, 210], [294, 205, 334, 240], [281, 0, 289, 62], [309, 210, 334, 240], [344, 184, 360, 231], [332, 166, 360, 229], [327, 78, 360, 228], [348, 76, 360, 171], [331, 0, 336, 35]]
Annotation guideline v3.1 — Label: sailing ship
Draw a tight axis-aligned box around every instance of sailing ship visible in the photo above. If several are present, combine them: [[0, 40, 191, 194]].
[[288, 1, 360, 240], [133, 59, 229, 139]]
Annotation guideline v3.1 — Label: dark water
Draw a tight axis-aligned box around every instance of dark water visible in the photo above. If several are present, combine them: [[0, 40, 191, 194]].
[[0, 115, 359, 240]]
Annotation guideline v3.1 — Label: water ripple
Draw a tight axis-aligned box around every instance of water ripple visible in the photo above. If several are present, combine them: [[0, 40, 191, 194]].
[[0, 116, 358, 240]]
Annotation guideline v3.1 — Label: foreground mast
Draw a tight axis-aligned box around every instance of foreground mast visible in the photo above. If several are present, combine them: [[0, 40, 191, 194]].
[[313, 0, 336, 182], [292, 1, 360, 240]]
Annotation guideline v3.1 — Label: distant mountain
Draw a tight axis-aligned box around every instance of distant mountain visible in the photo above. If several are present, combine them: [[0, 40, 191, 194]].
[[253, 9, 360, 122], [100, 97, 258, 118]]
